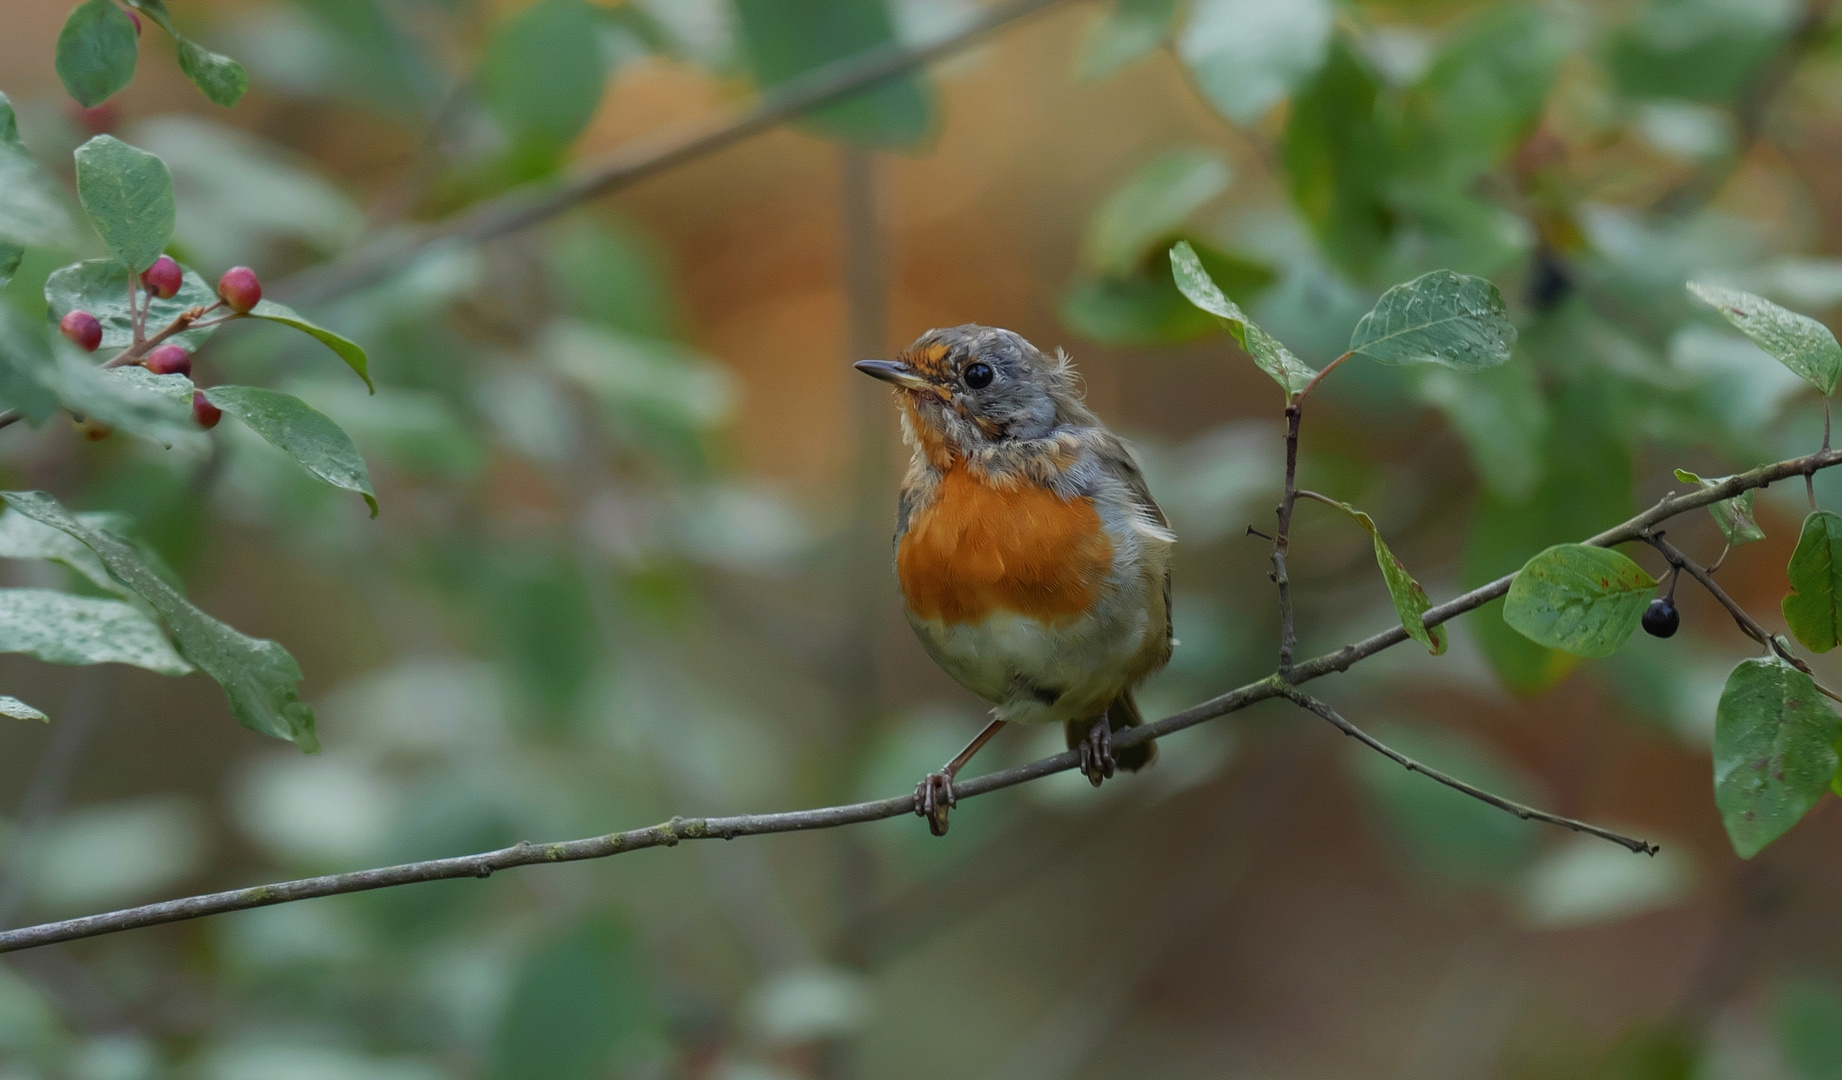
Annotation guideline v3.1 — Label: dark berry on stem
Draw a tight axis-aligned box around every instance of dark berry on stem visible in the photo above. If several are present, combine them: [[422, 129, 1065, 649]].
[[144, 344, 191, 376], [192, 392, 222, 429], [217, 266, 261, 313], [142, 255, 182, 300], [1642, 598, 1680, 639], [59, 310, 102, 352]]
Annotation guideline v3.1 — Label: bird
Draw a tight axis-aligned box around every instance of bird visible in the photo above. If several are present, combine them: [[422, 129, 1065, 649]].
[[856, 325, 1176, 835]]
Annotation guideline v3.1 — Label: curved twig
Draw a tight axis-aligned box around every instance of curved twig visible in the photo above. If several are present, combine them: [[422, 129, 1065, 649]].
[[1282, 689, 1657, 855], [2, 446, 1836, 953]]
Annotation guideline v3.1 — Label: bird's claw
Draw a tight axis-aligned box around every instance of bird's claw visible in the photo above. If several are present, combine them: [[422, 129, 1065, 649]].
[[915, 771, 956, 836], [1078, 717, 1115, 787]]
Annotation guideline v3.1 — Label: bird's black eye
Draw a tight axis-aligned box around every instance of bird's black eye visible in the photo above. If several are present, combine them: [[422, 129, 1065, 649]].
[[962, 362, 994, 389]]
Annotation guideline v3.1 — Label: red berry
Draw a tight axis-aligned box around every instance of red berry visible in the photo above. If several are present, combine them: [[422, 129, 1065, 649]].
[[217, 266, 261, 314], [192, 392, 222, 429], [144, 344, 191, 376], [141, 255, 182, 300], [126, 8, 141, 35], [59, 310, 103, 352]]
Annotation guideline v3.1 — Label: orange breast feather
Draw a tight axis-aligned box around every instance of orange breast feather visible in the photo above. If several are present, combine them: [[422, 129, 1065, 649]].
[[897, 467, 1113, 626]]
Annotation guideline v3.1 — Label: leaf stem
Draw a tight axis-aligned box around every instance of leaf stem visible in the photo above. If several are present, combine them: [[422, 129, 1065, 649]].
[[1295, 351, 1353, 404], [127, 275, 143, 344]]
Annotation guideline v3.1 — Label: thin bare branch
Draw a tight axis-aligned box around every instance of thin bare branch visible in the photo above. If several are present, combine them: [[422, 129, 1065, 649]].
[[1274, 402, 1302, 672], [1281, 689, 1658, 855]]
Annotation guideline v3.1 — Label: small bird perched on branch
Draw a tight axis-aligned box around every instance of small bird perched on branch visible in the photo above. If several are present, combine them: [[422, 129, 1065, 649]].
[[856, 325, 1176, 835]]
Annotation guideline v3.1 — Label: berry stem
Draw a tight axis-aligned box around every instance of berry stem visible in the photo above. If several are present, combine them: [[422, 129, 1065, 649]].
[[101, 303, 225, 369], [1643, 532, 1842, 704], [126, 275, 143, 344]]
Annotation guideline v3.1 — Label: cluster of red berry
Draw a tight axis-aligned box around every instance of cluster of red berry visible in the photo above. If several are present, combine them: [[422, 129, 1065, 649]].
[[57, 260, 263, 432]]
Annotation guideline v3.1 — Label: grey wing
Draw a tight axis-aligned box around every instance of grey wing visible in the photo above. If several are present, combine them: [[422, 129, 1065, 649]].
[[1090, 430, 1175, 644], [1090, 430, 1172, 536]]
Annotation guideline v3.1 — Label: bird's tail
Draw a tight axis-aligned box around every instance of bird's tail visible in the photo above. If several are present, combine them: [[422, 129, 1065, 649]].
[[1066, 690, 1158, 772]]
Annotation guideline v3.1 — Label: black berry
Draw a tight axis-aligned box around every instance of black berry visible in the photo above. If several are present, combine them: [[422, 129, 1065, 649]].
[[1642, 598, 1679, 638]]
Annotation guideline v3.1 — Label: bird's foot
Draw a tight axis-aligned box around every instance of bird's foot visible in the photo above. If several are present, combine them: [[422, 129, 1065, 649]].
[[1078, 716, 1116, 788], [915, 770, 956, 836]]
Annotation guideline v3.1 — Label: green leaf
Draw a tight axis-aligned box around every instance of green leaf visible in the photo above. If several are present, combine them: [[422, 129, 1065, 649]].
[[0, 508, 120, 595], [478, 0, 608, 154], [1170, 240, 1316, 394], [1714, 657, 1840, 858], [1783, 510, 1842, 653], [1076, 0, 1178, 82], [1320, 499, 1447, 655], [1083, 148, 1231, 276], [1687, 282, 1841, 395], [1284, 39, 1395, 278], [0, 696, 47, 723], [1349, 270, 1516, 369], [1177, 0, 1333, 125], [0, 245, 21, 292], [56, 0, 139, 108], [1673, 469, 1766, 547], [488, 915, 655, 1080], [73, 135, 174, 273], [1503, 544, 1658, 659], [1061, 239, 1273, 346], [246, 299, 372, 392], [46, 258, 222, 352], [734, 0, 935, 149], [53, 361, 198, 448], [205, 386, 376, 516], [0, 491, 317, 750], [0, 588, 192, 675], [125, 0, 248, 107], [173, 35, 249, 107]]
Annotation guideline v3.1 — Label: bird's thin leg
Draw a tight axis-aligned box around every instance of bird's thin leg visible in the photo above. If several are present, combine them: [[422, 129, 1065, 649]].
[[916, 718, 1007, 836], [1077, 711, 1116, 787]]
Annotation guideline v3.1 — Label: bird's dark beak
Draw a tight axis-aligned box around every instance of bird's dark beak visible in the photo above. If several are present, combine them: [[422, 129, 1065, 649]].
[[854, 358, 931, 391]]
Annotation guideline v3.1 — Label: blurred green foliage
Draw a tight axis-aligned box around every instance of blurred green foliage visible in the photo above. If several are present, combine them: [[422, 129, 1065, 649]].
[[3, 0, 1842, 1076]]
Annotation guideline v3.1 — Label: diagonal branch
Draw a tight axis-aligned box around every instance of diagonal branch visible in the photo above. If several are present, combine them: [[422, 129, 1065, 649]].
[[280, 0, 1075, 306], [3, 446, 1839, 954], [1281, 689, 1657, 855]]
